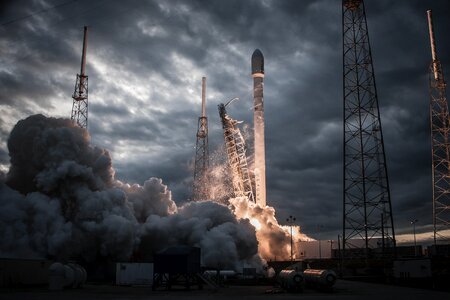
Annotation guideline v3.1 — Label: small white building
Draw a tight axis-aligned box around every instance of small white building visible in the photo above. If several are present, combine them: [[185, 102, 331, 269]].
[[298, 241, 334, 259], [393, 259, 431, 279], [115, 263, 154, 286]]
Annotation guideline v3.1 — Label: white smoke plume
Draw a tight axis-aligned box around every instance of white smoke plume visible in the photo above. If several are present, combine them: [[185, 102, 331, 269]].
[[202, 146, 234, 204], [0, 114, 262, 270]]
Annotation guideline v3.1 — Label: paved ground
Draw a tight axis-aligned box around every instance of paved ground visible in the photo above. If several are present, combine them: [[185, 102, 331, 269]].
[[1, 280, 449, 299]]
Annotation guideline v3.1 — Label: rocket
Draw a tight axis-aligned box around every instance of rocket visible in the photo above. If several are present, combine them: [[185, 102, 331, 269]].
[[252, 49, 266, 207]]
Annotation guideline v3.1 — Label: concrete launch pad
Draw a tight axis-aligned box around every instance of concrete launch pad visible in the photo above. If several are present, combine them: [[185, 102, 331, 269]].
[[1, 280, 449, 300]]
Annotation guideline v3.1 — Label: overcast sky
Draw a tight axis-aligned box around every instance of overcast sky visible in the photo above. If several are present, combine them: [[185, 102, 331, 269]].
[[1, 0, 449, 242]]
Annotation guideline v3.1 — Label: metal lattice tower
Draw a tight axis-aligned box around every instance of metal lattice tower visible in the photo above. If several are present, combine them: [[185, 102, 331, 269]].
[[71, 26, 89, 129], [218, 99, 255, 202], [427, 10, 450, 244], [342, 0, 396, 258], [192, 77, 209, 201]]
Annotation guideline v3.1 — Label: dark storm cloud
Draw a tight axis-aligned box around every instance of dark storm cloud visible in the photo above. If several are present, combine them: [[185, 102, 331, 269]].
[[1, 0, 449, 242]]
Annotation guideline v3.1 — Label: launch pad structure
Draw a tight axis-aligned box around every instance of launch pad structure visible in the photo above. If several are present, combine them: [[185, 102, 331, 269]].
[[218, 99, 255, 203], [427, 10, 450, 245], [71, 26, 89, 129], [342, 0, 396, 259], [217, 49, 267, 206]]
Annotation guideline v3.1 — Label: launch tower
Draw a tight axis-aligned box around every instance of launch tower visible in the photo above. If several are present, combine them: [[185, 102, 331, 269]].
[[71, 26, 89, 129], [427, 10, 450, 244], [342, 0, 396, 258], [219, 99, 255, 202], [192, 77, 209, 201]]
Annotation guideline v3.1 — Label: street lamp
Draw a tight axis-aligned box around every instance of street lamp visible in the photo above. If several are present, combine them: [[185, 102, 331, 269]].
[[410, 219, 418, 256], [286, 216, 296, 261]]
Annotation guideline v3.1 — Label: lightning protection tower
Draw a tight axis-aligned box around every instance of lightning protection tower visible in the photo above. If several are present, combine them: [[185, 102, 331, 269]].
[[342, 0, 396, 259], [427, 10, 450, 245], [71, 26, 89, 129], [192, 77, 209, 201]]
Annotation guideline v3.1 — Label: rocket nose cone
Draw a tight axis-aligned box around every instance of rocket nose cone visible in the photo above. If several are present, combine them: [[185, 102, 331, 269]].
[[252, 49, 264, 74]]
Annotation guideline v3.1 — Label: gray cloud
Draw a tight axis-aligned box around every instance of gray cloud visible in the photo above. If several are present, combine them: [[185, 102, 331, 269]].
[[1, 0, 449, 242]]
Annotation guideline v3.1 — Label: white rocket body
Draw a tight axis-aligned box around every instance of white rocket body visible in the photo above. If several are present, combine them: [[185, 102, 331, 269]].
[[252, 49, 266, 207]]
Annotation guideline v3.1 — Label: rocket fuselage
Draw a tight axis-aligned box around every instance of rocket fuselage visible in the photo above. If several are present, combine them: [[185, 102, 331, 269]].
[[252, 49, 266, 207]]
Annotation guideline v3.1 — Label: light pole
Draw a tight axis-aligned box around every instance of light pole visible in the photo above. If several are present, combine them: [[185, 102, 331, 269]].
[[317, 224, 323, 259], [411, 219, 418, 256], [338, 234, 343, 278], [287, 216, 296, 261]]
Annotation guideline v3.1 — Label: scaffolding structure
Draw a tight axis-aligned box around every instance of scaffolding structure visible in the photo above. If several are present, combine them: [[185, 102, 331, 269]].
[[192, 77, 209, 201], [342, 0, 396, 258], [218, 100, 255, 202], [71, 26, 89, 129], [427, 10, 450, 244]]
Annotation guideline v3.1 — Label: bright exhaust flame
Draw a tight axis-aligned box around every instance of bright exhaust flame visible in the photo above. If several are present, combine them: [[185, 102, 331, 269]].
[[250, 218, 262, 230], [229, 197, 313, 261]]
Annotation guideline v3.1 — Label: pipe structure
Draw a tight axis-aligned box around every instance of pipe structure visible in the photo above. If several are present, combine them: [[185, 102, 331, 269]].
[[427, 10, 439, 81], [201, 77, 206, 117], [80, 26, 88, 77]]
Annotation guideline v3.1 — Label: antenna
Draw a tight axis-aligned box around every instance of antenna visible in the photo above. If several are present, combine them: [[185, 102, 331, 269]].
[[71, 26, 89, 129], [426, 10, 450, 245], [80, 26, 88, 77], [201, 77, 206, 117], [427, 10, 439, 81], [342, 0, 396, 259]]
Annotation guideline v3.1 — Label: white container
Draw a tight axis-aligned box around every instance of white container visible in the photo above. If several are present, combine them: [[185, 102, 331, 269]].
[[115, 263, 154, 286], [278, 269, 305, 292], [303, 269, 337, 288], [49, 262, 87, 290], [49, 263, 65, 290]]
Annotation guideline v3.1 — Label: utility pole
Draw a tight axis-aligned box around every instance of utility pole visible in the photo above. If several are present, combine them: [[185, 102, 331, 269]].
[[71, 26, 89, 129], [411, 219, 418, 256], [317, 225, 323, 259], [287, 216, 296, 261], [329, 240, 333, 257], [338, 234, 343, 278], [342, 0, 396, 259], [427, 10, 450, 245]]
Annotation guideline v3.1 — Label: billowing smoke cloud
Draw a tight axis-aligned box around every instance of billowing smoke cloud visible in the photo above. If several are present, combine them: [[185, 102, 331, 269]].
[[140, 201, 261, 269], [0, 114, 262, 270], [202, 147, 234, 204]]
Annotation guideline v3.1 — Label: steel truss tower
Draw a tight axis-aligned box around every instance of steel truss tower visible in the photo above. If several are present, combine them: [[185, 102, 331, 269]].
[[71, 26, 89, 129], [218, 99, 255, 203], [427, 10, 450, 244], [342, 0, 396, 258], [192, 77, 209, 201]]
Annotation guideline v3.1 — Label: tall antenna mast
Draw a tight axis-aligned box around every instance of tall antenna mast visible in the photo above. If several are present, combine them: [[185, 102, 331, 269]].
[[71, 26, 89, 129], [192, 77, 209, 201], [342, 0, 396, 259], [427, 10, 450, 245], [427, 10, 439, 81]]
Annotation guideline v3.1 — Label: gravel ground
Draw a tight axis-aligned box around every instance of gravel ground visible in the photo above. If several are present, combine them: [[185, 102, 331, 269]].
[[1, 280, 449, 300]]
